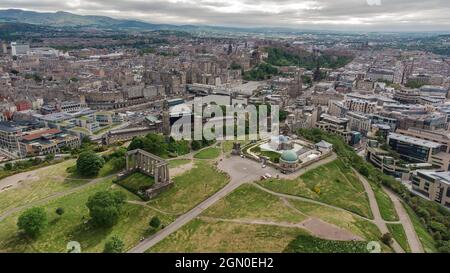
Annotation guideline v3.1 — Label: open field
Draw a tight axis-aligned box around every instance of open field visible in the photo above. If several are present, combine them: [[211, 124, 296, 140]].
[[257, 159, 373, 219], [203, 184, 307, 223], [0, 178, 173, 253], [402, 203, 436, 253], [194, 147, 221, 159], [387, 223, 411, 252], [0, 160, 89, 216], [147, 161, 229, 215], [152, 184, 391, 253], [168, 159, 192, 168], [149, 219, 310, 253]]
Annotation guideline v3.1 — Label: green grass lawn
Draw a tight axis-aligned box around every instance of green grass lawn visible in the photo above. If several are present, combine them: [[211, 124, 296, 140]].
[[372, 186, 399, 222], [284, 234, 369, 253], [259, 150, 281, 162], [168, 159, 192, 168], [97, 160, 120, 177], [149, 219, 310, 253], [402, 202, 437, 253], [147, 161, 229, 215], [387, 223, 411, 252], [0, 178, 173, 253], [203, 184, 307, 223], [194, 147, 221, 160], [257, 159, 373, 219], [116, 172, 155, 196], [0, 160, 90, 216]]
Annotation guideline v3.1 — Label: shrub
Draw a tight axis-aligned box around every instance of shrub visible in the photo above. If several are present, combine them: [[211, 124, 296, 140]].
[[17, 207, 48, 238], [103, 236, 124, 253]]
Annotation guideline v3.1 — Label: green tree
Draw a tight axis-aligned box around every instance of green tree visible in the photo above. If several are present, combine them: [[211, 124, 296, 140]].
[[76, 151, 105, 177], [86, 191, 126, 228], [103, 236, 125, 253], [17, 207, 48, 238], [149, 216, 161, 229]]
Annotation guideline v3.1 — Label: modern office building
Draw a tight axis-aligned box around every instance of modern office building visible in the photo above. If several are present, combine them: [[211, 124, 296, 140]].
[[396, 128, 450, 153], [387, 133, 442, 163], [411, 170, 450, 208]]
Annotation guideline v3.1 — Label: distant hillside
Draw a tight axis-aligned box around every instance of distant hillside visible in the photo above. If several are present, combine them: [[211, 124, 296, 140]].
[[0, 9, 161, 30], [0, 9, 311, 35]]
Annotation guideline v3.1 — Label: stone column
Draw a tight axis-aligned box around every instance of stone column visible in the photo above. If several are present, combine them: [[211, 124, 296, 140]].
[[165, 166, 169, 183], [154, 166, 159, 184]]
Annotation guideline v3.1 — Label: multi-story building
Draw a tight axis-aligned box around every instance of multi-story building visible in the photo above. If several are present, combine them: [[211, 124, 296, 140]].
[[345, 112, 371, 136], [393, 88, 421, 104], [411, 170, 450, 208], [367, 68, 395, 82], [388, 132, 441, 163], [396, 128, 450, 153], [370, 114, 397, 131], [328, 100, 348, 118], [316, 114, 351, 141], [365, 140, 410, 179], [0, 122, 22, 154], [344, 99, 377, 114], [19, 128, 80, 157]]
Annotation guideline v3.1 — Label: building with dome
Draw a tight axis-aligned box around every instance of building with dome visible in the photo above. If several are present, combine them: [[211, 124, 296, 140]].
[[279, 150, 300, 171]]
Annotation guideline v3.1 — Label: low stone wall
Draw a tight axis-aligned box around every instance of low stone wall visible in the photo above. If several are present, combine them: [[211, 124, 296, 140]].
[[145, 181, 174, 199], [115, 170, 173, 200]]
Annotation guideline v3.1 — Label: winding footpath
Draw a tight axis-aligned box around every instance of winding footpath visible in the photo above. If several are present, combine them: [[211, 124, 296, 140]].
[[383, 187, 424, 253], [353, 170, 404, 253]]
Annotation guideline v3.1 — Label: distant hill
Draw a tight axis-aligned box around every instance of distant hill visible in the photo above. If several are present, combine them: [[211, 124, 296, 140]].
[[0, 9, 306, 34], [0, 9, 162, 30]]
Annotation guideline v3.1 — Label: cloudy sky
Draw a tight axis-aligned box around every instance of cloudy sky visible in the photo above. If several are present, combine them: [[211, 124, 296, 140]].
[[1, 0, 450, 31]]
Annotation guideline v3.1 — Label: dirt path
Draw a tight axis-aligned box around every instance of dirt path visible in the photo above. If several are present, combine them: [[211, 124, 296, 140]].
[[169, 160, 194, 178]]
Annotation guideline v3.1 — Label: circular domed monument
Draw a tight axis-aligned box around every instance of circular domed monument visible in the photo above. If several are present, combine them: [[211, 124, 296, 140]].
[[280, 150, 299, 171]]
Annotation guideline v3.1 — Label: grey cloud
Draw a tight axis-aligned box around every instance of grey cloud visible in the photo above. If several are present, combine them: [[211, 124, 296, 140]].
[[0, 0, 449, 31]]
